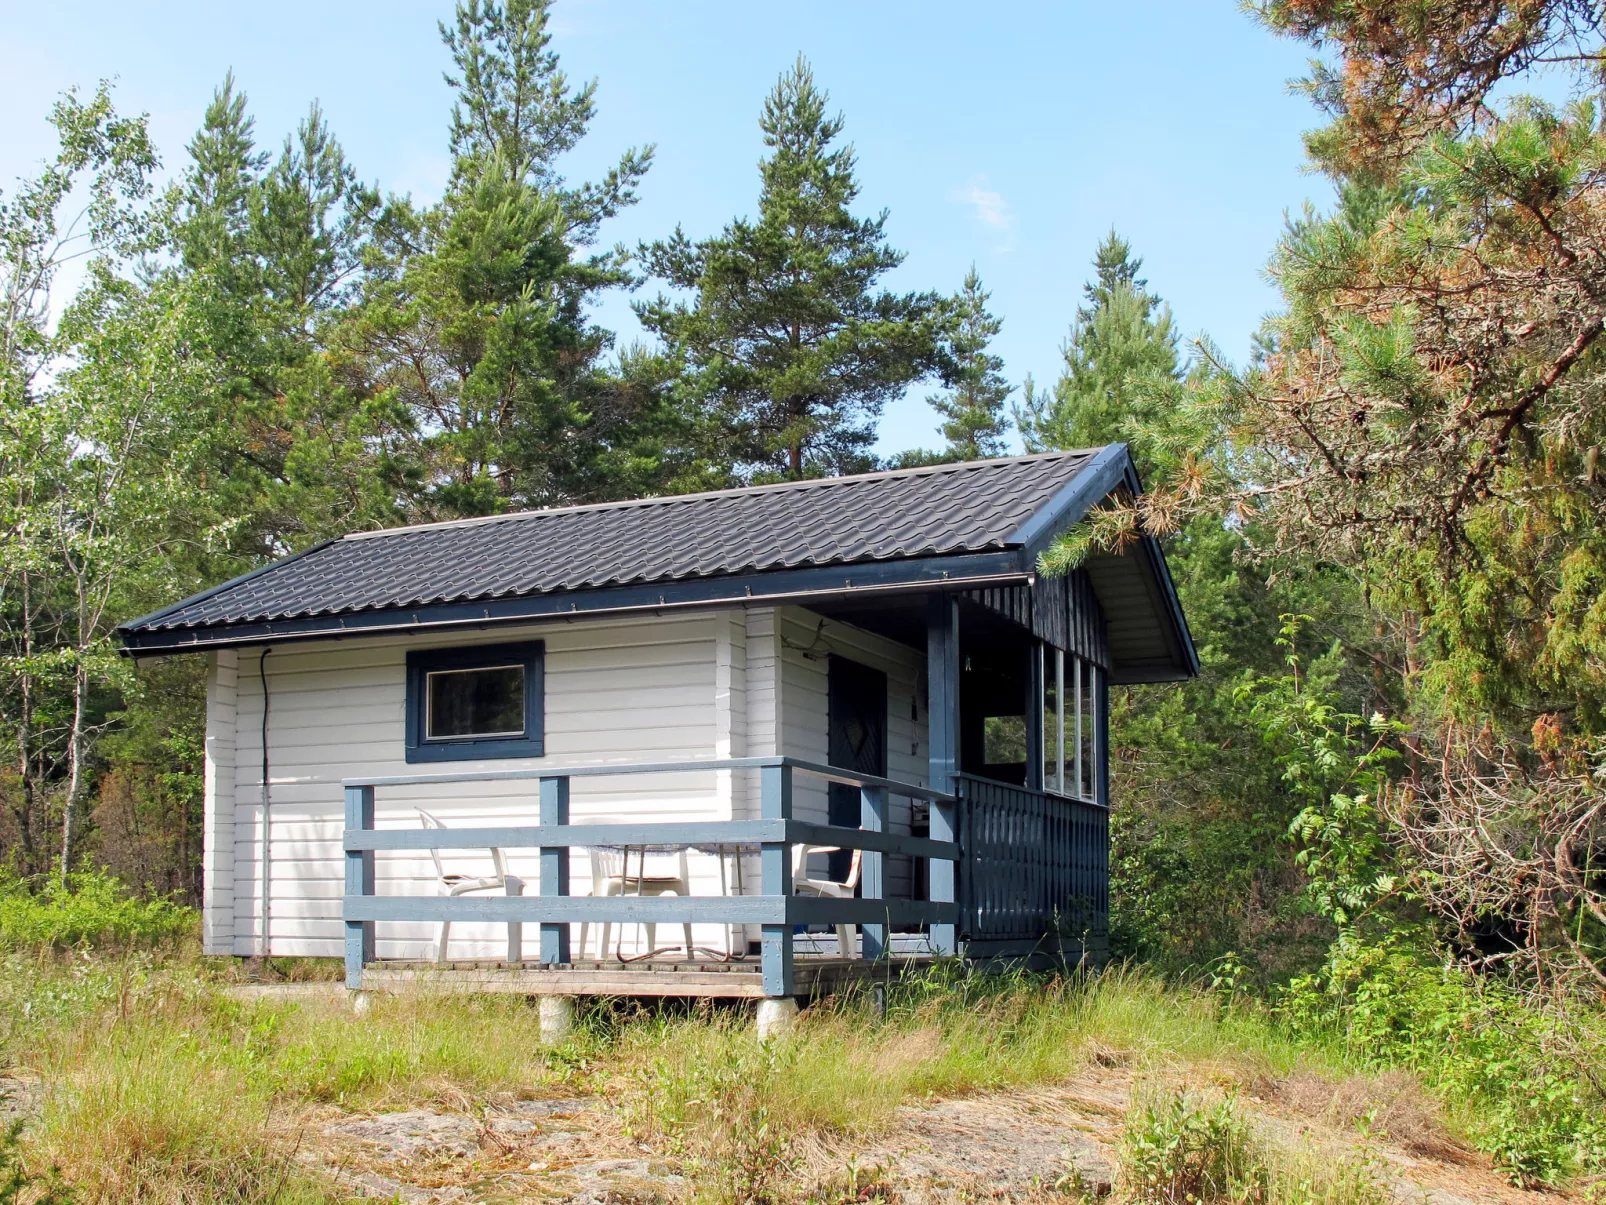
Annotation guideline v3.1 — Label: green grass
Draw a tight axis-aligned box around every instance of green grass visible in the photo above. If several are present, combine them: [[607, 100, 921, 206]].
[[0, 950, 1593, 1204]]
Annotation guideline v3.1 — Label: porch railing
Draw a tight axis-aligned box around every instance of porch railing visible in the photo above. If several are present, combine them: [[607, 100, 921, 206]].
[[342, 757, 958, 996], [956, 774, 1108, 955]]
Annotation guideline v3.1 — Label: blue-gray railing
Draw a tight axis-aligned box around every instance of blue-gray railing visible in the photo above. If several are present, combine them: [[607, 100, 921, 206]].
[[957, 774, 1108, 954], [343, 757, 958, 996]]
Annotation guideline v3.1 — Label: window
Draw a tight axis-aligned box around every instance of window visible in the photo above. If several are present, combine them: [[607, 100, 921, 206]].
[[1042, 645, 1062, 793], [405, 641, 544, 763], [1038, 642, 1102, 802], [984, 714, 1028, 764]]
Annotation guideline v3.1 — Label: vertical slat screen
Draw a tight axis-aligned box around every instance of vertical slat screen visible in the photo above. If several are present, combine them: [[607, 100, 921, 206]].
[[956, 774, 1108, 944]]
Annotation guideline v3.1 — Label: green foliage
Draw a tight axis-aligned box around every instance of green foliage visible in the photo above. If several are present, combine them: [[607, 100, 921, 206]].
[[1280, 932, 1606, 1187], [1120, 1089, 1266, 1204], [1016, 230, 1180, 469], [0, 869, 193, 951], [637, 57, 947, 480], [0, 1121, 74, 1205], [1238, 617, 1406, 929], [924, 266, 1011, 462], [642, 1040, 800, 1205]]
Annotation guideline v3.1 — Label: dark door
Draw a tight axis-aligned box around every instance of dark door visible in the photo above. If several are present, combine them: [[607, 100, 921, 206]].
[[828, 656, 888, 882]]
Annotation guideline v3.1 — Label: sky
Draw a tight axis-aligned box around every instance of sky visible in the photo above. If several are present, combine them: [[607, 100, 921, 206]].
[[0, 1, 1331, 456]]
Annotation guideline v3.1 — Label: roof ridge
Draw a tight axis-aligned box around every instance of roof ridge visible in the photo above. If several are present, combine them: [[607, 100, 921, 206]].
[[343, 449, 1098, 542]]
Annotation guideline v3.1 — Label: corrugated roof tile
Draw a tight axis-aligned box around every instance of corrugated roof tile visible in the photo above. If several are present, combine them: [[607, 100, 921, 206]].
[[123, 451, 1097, 634]]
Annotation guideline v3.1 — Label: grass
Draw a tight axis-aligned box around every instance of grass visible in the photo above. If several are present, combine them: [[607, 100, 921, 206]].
[[623, 965, 1348, 1143], [0, 951, 1574, 1205]]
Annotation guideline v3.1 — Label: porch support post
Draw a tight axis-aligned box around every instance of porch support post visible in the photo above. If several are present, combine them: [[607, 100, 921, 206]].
[[539, 775, 571, 965], [760, 762, 795, 997], [860, 784, 887, 960], [926, 593, 960, 956], [343, 784, 376, 991]]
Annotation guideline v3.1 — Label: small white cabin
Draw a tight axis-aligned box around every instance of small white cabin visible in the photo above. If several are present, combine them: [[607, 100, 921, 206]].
[[119, 450, 1195, 993]]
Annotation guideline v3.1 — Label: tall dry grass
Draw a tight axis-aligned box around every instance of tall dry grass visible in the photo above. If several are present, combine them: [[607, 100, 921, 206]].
[[0, 955, 1387, 1204]]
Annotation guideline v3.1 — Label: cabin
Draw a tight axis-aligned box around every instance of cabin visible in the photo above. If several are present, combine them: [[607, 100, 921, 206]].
[[117, 448, 1196, 1006]]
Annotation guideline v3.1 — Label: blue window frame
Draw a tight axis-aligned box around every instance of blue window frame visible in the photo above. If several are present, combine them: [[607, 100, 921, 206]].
[[405, 641, 544, 763]]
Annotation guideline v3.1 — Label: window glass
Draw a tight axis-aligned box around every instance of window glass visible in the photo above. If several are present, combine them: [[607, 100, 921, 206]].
[[1079, 661, 1098, 799], [426, 664, 525, 740], [984, 715, 1027, 764], [1042, 645, 1062, 792]]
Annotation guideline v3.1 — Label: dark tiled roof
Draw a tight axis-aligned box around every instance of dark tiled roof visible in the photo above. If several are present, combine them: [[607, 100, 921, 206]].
[[123, 451, 1100, 635]]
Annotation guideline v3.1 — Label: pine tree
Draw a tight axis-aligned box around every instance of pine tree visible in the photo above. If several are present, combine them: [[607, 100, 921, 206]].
[[1017, 231, 1179, 466], [177, 71, 266, 285], [636, 57, 945, 480], [335, 0, 662, 517], [176, 78, 389, 555], [922, 267, 1011, 461]]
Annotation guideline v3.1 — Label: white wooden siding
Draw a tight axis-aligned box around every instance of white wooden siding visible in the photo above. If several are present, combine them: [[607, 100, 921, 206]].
[[202, 650, 237, 954], [203, 602, 927, 961], [226, 613, 721, 960], [774, 607, 927, 896]]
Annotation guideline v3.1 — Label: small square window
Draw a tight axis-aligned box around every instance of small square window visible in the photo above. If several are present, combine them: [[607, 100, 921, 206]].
[[406, 641, 543, 763]]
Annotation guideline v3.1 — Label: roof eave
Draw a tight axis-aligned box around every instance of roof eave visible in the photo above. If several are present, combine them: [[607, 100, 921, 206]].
[[1006, 443, 1199, 681], [117, 549, 1033, 656]]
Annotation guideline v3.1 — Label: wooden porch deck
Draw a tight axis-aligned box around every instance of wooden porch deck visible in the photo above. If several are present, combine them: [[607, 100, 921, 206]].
[[358, 953, 938, 998]]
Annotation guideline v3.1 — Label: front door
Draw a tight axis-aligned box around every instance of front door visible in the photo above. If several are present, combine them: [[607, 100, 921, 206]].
[[827, 656, 888, 882]]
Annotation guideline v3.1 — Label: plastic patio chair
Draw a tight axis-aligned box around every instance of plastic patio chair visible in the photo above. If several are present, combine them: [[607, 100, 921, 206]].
[[580, 847, 695, 962], [418, 808, 519, 963], [791, 843, 863, 958]]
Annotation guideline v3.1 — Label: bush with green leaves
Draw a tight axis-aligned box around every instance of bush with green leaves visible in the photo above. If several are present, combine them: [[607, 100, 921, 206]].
[[1120, 1089, 1267, 1204], [1280, 931, 1606, 1187], [0, 869, 193, 951]]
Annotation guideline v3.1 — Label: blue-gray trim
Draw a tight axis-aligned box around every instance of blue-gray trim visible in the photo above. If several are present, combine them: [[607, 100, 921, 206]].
[[405, 640, 545, 762], [1007, 444, 1198, 682], [1007, 443, 1131, 558]]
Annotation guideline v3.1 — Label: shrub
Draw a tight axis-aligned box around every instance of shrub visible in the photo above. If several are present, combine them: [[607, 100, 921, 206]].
[[1120, 1089, 1267, 1204], [0, 870, 193, 952], [1279, 930, 1606, 1187]]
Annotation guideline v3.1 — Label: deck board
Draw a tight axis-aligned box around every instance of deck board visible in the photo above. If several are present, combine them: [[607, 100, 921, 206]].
[[359, 954, 935, 998]]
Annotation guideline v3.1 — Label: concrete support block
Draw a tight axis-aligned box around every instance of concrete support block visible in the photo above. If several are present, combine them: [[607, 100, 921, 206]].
[[539, 995, 575, 1045], [755, 996, 799, 1040], [349, 990, 373, 1017]]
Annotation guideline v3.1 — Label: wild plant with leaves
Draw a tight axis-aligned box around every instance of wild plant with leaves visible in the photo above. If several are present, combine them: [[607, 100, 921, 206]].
[[1043, 1, 1606, 995], [0, 86, 227, 881]]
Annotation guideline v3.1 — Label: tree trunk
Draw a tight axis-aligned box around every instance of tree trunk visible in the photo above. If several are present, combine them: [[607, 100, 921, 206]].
[[59, 659, 89, 885], [14, 572, 37, 874]]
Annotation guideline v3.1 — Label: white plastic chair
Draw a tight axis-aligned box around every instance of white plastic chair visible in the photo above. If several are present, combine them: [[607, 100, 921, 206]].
[[419, 809, 518, 964], [581, 847, 695, 962], [792, 843, 863, 958]]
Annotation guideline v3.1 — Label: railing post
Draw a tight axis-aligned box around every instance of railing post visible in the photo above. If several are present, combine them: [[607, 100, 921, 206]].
[[539, 775, 570, 965], [927, 593, 960, 956], [344, 784, 375, 991], [505, 875, 525, 965], [860, 785, 887, 960], [760, 762, 794, 997]]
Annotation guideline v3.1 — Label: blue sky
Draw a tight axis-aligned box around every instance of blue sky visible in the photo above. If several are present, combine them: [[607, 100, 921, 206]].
[[1, 1, 1329, 455]]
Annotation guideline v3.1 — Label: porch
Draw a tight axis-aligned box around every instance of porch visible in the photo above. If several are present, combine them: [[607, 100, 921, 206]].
[[341, 755, 1108, 998]]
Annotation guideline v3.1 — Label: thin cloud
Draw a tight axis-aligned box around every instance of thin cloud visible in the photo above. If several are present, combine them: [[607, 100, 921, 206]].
[[959, 177, 1011, 229]]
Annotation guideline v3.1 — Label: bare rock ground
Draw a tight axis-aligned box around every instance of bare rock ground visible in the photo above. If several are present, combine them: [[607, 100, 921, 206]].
[[3, 1067, 1581, 1204]]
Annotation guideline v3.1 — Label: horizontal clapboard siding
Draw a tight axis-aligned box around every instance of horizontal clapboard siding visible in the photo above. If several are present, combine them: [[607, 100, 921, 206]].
[[230, 613, 723, 959], [202, 650, 237, 954], [213, 603, 929, 961]]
